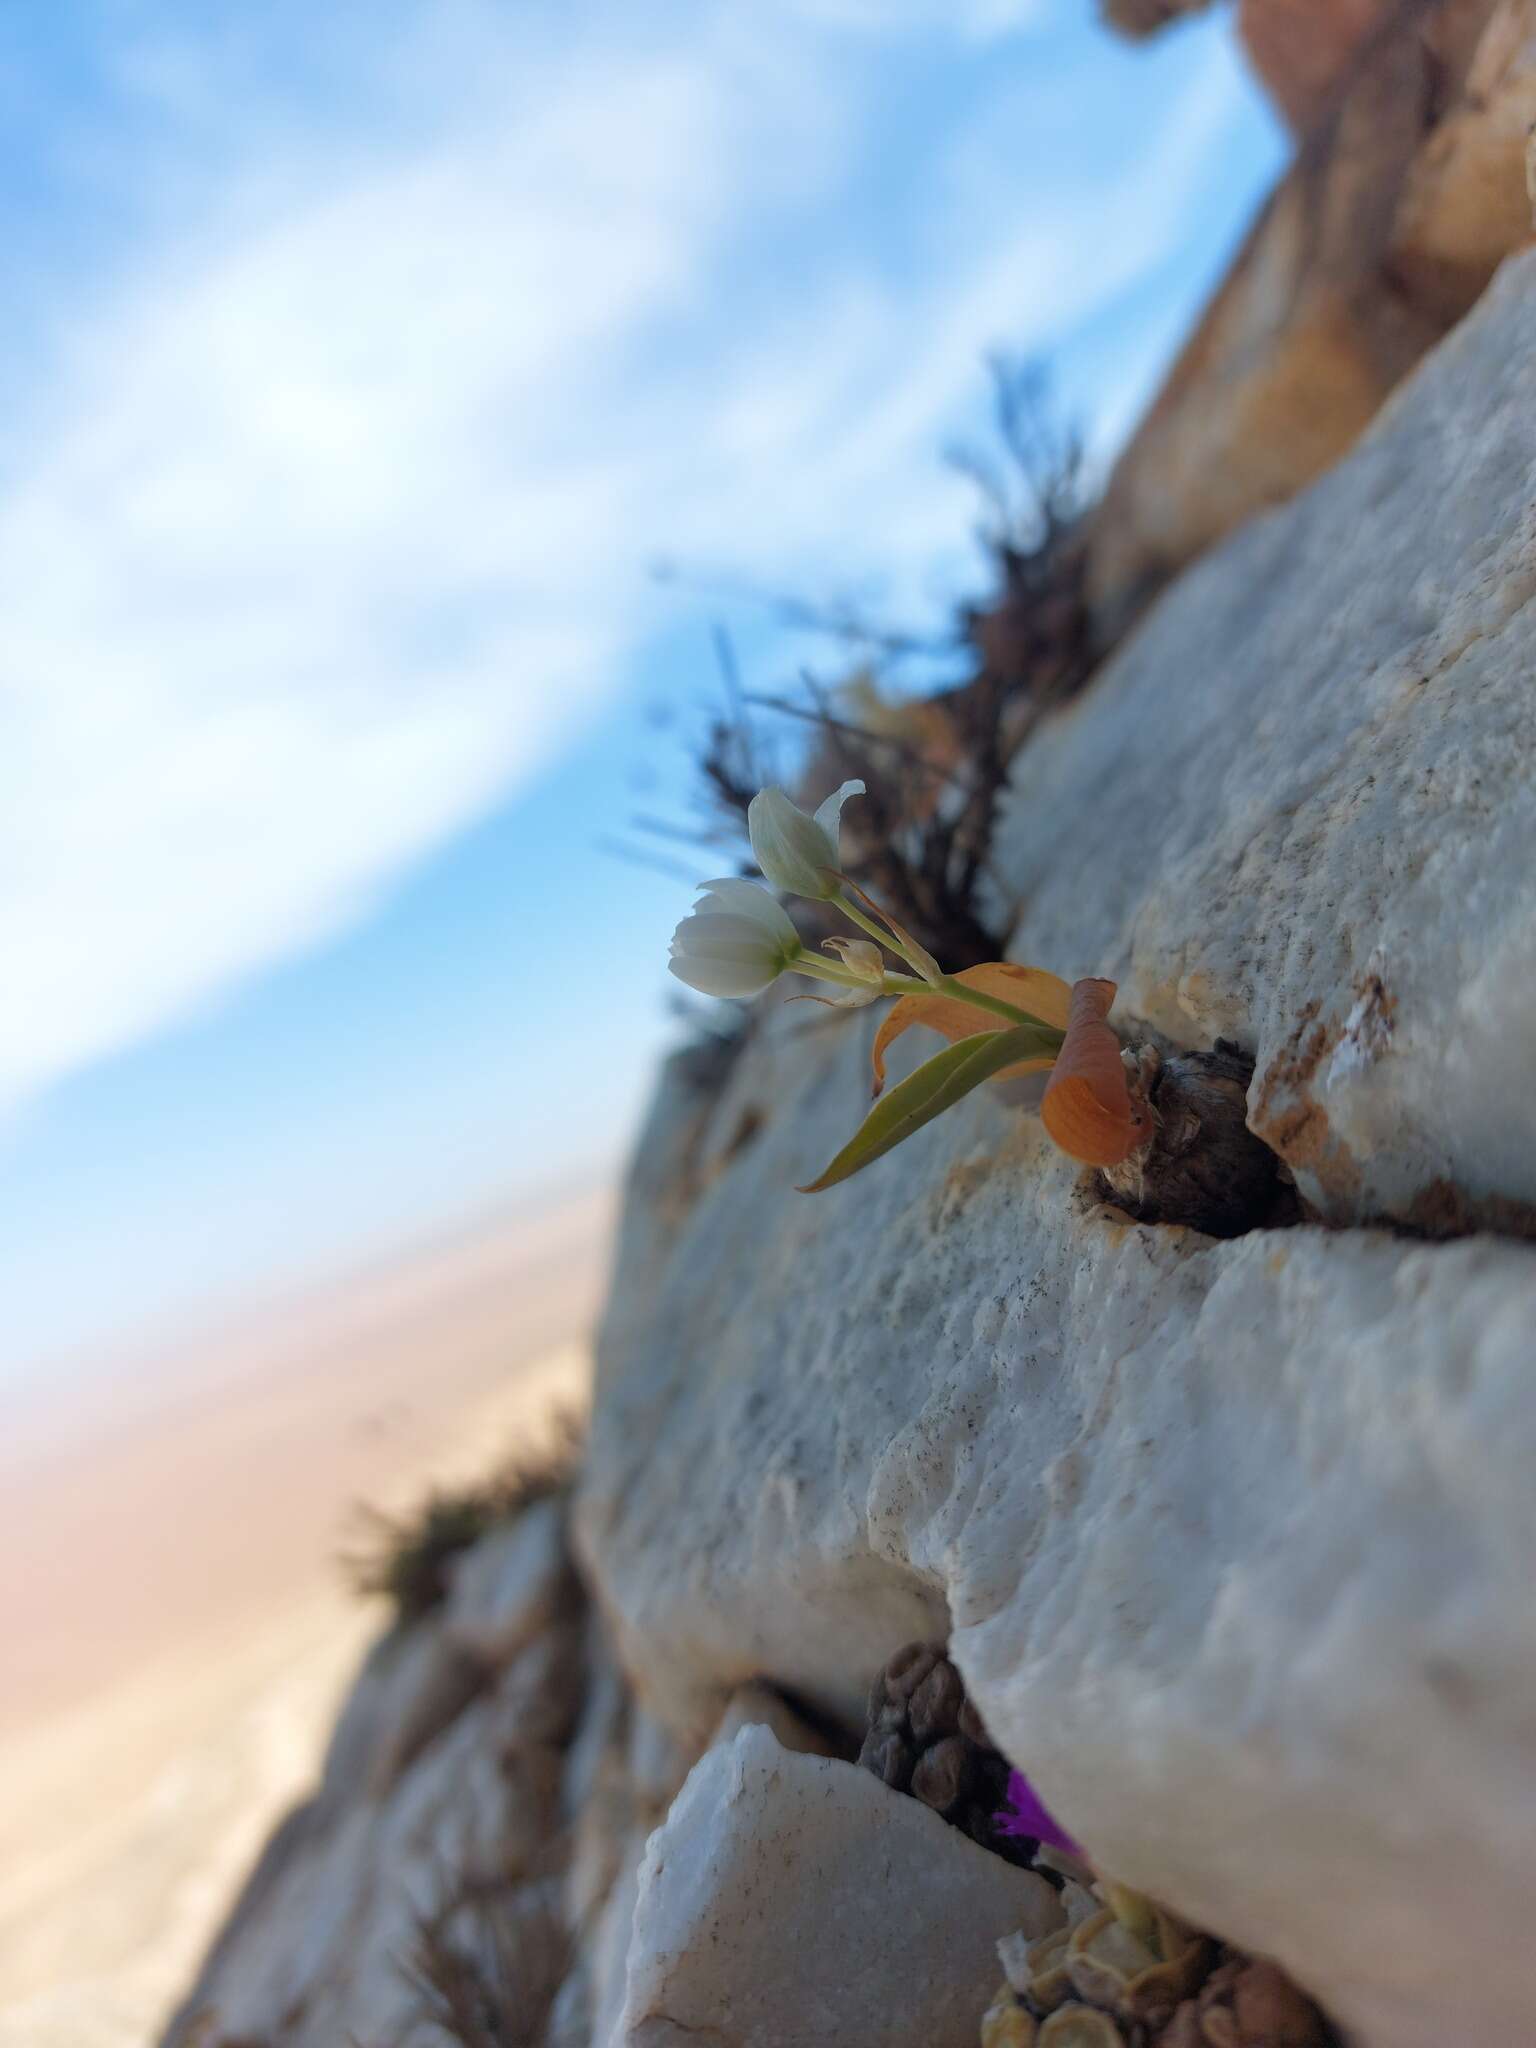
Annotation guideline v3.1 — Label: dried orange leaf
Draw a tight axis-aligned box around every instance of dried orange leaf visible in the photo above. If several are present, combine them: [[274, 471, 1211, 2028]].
[[1039, 978, 1151, 1167], [871, 963, 1072, 1096]]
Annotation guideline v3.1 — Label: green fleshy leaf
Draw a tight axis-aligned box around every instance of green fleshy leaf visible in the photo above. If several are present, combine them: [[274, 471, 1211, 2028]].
[[798, 1023, 1060, 1192]]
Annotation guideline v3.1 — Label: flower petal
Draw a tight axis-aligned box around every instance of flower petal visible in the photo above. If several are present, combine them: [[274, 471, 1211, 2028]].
[[1039, 978, 1151, 1166], [747, 786, 835, 899], [747, 782, 866, 900], [695, 877, 799, 946], [668, 899, 796, 998], [811, 778, 865, 854], [667, 951, 772, 999], [870, 963, 1072, 1096], [674, 910, 782, 960], [995, 1768, 1083, 1859], [696, 875, 777, 908]]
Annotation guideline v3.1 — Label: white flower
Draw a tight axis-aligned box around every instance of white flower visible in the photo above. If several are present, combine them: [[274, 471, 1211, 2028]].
[[747, 780, 864, 901], [668, 878, 802, 999]]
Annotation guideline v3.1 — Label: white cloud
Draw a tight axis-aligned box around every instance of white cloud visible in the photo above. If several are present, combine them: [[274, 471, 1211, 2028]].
[[0, 35, 721, 1106], [0, 0, 1255, 1113]]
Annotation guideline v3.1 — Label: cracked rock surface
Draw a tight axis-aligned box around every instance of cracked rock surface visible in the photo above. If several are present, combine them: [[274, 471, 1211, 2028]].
[[995, 251, 1536, 1236], [577, 254, 1536, 2048], [618, 1726, 1064, 2048]]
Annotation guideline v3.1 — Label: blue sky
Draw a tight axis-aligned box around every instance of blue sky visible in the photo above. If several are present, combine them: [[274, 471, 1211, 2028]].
[[0, 0, 1285, 1379]]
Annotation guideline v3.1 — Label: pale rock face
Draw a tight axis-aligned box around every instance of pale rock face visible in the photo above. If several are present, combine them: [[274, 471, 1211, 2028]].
[[316, 1614, 485, 1803], [582, 1049, 1536, 2048], [708, 1680, 841, 1760], [498, 1617, 588, 1746], [443, 1494, 574, 1671], [590, 1832, 652, 2048], [164, 1604, 584, 2048], [1086, 3, 1536, 637], [617, 1727, 1063, 2048], [577, 255, 1536, 2048], [166, 149, 1536, 2048], [1001, 249, 1536, 1232]]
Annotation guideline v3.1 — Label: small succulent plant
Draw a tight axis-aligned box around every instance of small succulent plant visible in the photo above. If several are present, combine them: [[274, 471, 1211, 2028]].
[[982, 1883, 1334, 2048], [668, 780, 1151, 1188]]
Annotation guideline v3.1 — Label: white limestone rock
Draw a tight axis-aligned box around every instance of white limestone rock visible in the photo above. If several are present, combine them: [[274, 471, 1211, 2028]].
[[165, 1624, 580, 2047], [617, 1726, 1063, 2048], [317, 1614, 485, 1803], [709, 1681, 839, 1760], [444, 1496, 573, 1671], [562, 1616, 630, 1825], [994, 249, 1536, 1233], [170, 201, 1536, 2048], [579, 255, 1536, 2048], [580, 1026, 1536, 2048], [497, 1617, 587, 1747], [590, 1827, 651, 2048]]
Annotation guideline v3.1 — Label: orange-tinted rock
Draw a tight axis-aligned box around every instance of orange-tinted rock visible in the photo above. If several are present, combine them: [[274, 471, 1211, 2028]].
[[1237, 0, 1395, 131], [1086, 0, 1536, 639], [1389, 0, 1536, 319]]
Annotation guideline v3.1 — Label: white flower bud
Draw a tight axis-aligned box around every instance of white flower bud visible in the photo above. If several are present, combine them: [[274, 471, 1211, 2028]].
[[793, 936, 887, 1009], [746, 780, 864, 901], [667, 878, 802, 999], [822, 936, 884, 983]]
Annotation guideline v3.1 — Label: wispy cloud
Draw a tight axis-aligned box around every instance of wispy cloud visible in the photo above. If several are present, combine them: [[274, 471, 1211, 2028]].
[[0, 0, 1260, 1115]]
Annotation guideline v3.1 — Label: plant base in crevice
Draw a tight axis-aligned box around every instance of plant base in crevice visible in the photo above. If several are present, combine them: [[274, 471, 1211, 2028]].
[[979, 1829, 1342, 2046], [1096, 1042, 1293, 1239], [1160, 1953, 1341, 2048], [983, 1945, 1342, 2048], [858, 1644, 1338, 2048], [858, 1641, 1030, 1866]]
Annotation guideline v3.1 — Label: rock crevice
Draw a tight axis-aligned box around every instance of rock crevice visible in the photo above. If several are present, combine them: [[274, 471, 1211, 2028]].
[[165, 151, 1536, 2048], [577, 252, 1536, 2048]]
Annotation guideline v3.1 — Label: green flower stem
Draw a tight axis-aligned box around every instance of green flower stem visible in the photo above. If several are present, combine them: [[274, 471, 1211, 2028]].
[[791, 955, 932, 995], [833, 890, 908, 960], [791, 952, 1064, 1047], [789, 952, 876, 990], [830, 891, 1061, 1039]]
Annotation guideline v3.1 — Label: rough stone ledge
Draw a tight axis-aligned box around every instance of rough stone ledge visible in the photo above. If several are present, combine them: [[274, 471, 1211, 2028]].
[[579, 960, 1536, 2048], [997, 248, 1536, 1232], [1087, 1, 1536, 630], [618, 1726, 1063, 2048], [580, 254, 1536, 2048]]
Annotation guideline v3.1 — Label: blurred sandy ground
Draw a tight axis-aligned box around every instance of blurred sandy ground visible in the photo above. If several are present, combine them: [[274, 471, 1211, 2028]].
[[0, 1186, 610, 2048]]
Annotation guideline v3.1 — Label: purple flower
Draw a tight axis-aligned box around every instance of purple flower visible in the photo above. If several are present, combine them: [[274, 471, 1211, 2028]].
[[995, 1768, 1084, 1860]]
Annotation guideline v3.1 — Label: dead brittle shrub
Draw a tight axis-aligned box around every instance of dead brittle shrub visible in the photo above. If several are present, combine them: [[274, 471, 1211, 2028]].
[[345, 1413, 583, 1625], [399, 1882, 568, 2048], [633, 360, 1094, 974]]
